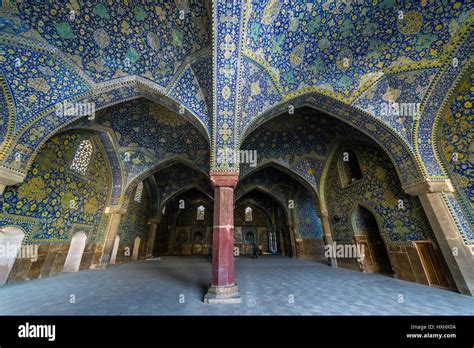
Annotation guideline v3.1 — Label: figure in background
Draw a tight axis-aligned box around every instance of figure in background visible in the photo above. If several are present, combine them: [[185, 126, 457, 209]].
[[207, 245, 212, 261], [252, 243, 258, 259]]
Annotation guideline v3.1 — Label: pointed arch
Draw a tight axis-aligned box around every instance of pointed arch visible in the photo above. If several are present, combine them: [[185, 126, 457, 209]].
[[160, 186, 213, 213], [238, 160, 320, 203], [123, 156, 210, 204], [239, 94, 425, 187], [2, 77, 212, 176]]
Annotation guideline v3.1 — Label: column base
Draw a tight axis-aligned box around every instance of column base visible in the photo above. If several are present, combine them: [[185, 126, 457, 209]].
[[203, 284, 241, 304], [89, 264, 109, 270], [329, 257, 338, 267]]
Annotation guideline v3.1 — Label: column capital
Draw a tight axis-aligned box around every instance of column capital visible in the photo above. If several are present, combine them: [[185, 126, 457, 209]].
[[148, 217, 160, 224], [209, 171, 239, 189], [104, 205, 127, 214], [319, 209, 329, 218], [0, 166, 27, 194], [403, 179, 454, 196]]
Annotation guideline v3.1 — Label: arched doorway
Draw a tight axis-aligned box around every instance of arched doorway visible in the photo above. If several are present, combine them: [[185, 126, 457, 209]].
[[352, 206, 393, 275], [174, 229, 189, 254], [63, 232, 87, 272], [155, 186, 213, 256], [245, 231, 255, 245], [236, 162, 325, 259], [191, 231, 204, 254], [234, 197, 288, 257], [235, 187, 296, 257], [0, 226, 25, 285]]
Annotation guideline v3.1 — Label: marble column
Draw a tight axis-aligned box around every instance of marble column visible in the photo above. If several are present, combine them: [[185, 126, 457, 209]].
[[204, 172, 241, 304], [145, 218, 159, 258], [91, 206, 124, 269], [320, 209, 338, 267], [404, 180, 474, 296]]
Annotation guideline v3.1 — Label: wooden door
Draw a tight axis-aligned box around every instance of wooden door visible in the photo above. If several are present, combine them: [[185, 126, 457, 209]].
[[415, 241, 450, 288]]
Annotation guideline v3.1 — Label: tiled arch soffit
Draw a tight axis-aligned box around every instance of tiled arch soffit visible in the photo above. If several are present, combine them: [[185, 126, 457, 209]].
[[1, 1, 472, 188]]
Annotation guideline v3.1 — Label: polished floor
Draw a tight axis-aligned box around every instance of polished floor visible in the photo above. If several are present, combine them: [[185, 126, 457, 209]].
[[0, 256, 473, 315]]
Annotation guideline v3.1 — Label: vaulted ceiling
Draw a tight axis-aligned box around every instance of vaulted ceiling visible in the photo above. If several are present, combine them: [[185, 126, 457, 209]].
[[244, 0, 468, 97], [2, 0, 211, 86], [0, 0, 472, 184]]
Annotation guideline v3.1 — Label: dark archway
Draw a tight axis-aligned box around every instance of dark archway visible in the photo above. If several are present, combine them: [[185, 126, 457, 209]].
[[352, 205, 393, 275], [235, 192, 291, 257], [154, 186, 213, 257], [192, 231, 205, 255], [236, 161, 326, 260]]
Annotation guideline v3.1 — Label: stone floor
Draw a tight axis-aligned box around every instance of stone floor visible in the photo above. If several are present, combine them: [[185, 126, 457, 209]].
[[1, 256, 473, 315]]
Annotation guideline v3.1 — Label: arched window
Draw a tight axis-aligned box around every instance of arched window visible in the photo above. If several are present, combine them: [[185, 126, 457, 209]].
[[70, 139, 93, 175], [196, 205, 205, 220], [339, 149, 363, 187], [245, 207, 253, 222], [134, 182, 143, 203], [193, 231, 204, 243]]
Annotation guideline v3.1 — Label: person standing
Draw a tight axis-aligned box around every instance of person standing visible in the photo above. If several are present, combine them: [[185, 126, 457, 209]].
[[208, 245, 212, 262], [252, 243, 258, 259]]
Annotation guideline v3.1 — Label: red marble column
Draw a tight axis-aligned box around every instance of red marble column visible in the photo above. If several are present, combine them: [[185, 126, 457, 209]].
[[204, 172, 241, 304]]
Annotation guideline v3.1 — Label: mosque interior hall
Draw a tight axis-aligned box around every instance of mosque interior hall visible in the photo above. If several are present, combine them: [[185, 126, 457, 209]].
[[0, 0, 473, 315]]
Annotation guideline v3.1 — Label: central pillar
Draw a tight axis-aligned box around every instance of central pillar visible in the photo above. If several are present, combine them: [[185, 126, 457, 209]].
[[145, 218, 159, 258], [204, 172, 241, 304]]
